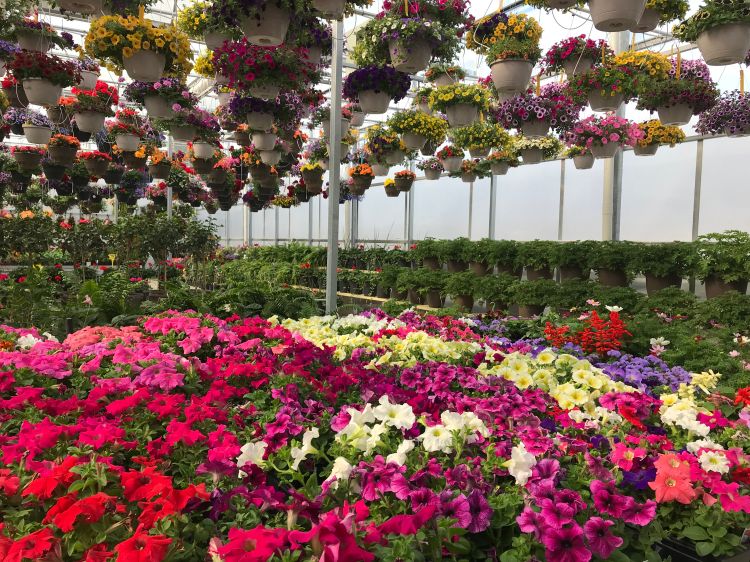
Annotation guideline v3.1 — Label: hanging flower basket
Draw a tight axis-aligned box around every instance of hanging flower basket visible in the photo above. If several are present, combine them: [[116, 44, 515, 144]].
[[385, 149, 405, 165], [312, 0, 347, 19], [657, 103, 694, 126], [520, 147, 543, 164], [248, 84, 281, 100], [115, 133, 141, 152], [79, 70, 99, 91], [12, 149, 44, 171], [385, 182, 400, 197], [350, 110, 366, 127], [371, 163, 390, 176], [192, 141, 216, 159], [239, 2, 291, 47], [490, 60, 534, 94], [358, 90, 391, 114], [446, 104, 479, 128], [122, 151, 147, 169], [424, 168, 442, 180], [441, 156, 463, 172], [260, 150, 282, 165], [103, 166, 124, 185], [246, 108, 276, 131], [388, 38, 432, 74], [204, 31, 233, 51], [421, 141, 438, 156], [590, 142, 621, 159], [149, 162, 172, 179], [124, 50, 167, 83], [48, 144, 79, 166], [521, 119, 550, 138], [469, 147, 491, 159], [22, 78, 63, 107], [344, 66, 411, 115], [429, 84, 491, 128], [74, 111, 106, 134], [16, 30, 51, 53], [563, 57, 595, 78], [82, 158, 110, 177], [144, 95, 174, 119], [588, 90, 624, 112], [401, 133, 427, 150], [491, 161, 510, 175], [588, 0, 647, 32], [461, 172, 477, 183], [252, 132, 277, 151], [23, 124, 53, 145], [43, 161, 67, 181], [394, 173, 415, 191], [351, 174, 373, 190], [695, 23, 750, 66], [634, 143, 659, 156], [630, 7, 660, 32], [573, 153, 595, 169]]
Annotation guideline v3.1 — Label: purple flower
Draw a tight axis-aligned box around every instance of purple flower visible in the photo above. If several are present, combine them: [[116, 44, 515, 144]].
[[540, 498, 575, 527], [440, 492, 472, 528], [590, 480, 630, 518], [466, 489, 492, 533], [583, 518, 623, 559], [621, 499, 657, 526], [543, 524, 592, 562], [517, 507, 546, 540], [343, 65, 411, 104], [621, 467, 656, 491]]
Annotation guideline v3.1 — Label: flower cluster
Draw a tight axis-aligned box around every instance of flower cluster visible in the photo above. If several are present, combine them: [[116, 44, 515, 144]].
[[124, 78, 197, 108], [69, 82, 119, 115], [175, 0, 237, 38], [487, 148, 521, 166], [568, 115, 644, 149], [343, 65, 411, 103], [496, 88, 581, 133], [428, 83, 492, 112], [387, 110, 449, 144], [637, 57, 719, 115], [673, 0, 750, 42], [515, 133, 563, 159], [696, 90, 750, 136], [349, 163, 374, 178], [543, 35, 612, 72], [7, 51, 81, 87], [364, 125, 406, 160], [395, 169, 416, 179], [636, 120, 686, 147], [417, 156, 443, 171], [566, 65, 639, 106], [78, 150, 112, 161], [450, 121, 508, 150], [467, 12, 543, 63], [613, 50, 672, 83], [0, 40, 19, 62], [47, 133, 81, 148], [436, 144, 464, 160]]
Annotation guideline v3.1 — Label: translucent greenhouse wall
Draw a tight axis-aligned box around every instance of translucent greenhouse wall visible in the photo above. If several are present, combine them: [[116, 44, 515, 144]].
[[202, 134, 750, 247]]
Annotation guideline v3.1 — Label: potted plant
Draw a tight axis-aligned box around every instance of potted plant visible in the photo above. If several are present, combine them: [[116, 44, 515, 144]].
[[2, 76, 28, 108], [517, 240, 557, 280], [496, 90, 580, 139], [106, 119, 144, 153], [22, 109, 53, 145], [588, 240, 639, 287], [696, 89, 750, 136], [417, 157, 444, 181], [634, 119, 685, 156], [565, 145, 595, 170], [209, 0, 306, 46], [388, 109, 449, 151], [449, 159, 490, 183], [413, 239, 443, 270], [428, 83, 491, 128], [75, 58, 101, 91], [176, 0, 239, 51], [425, 64, 466, 87], [103, 162, 125, 185], [673, 1, 750, 66], [442, 237, 474, 272], [451, 121, 508, 159], [11, 145, 45, 171], [514, 134, 563, 164], [383, 178, 400, 197], [633, 0, 690, 32], [124, 78, 197, 120], [296, 20, 333, 67], [587, 0, 647, 31], [78, 150, 112, 177], [84, 15, 192, 82], [7, 51, 80, 107], [696, 230, 750, 298], [445, 271, 479, 311], [348, 163, 374, 194], [343, 65, 411, 115], [312, 105, 352, 139], [568, 115, 644, 159], [394, 169, 416, 192], [550, 240, 595, 280], [14, 19, 73, 53], [310, 0, 371, 19], [467, 12, 542, 94], [364, 125, 407, 166], [487, 149, 520, 175], [47, 134, 81, 166], [543, 35, 612, 78], [115, 169, 145, 205], [69, 82, 118, 134], [510, 279, 557, 316], [147, 150, 173, 180], [412, 87, 433, 115], [634, 241, 695, 295], [436, 145, 465, 173], [344, 102, 366, 127], [188, 109, 222, 157], [300, 162, 324, 194], [476, 272, 517, 312]]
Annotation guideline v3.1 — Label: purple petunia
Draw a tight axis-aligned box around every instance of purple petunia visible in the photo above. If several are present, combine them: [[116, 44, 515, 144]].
[[343, 65, 411, 103]]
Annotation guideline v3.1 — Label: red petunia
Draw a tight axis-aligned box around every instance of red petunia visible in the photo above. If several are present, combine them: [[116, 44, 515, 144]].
[[114, 532, 172, 562]]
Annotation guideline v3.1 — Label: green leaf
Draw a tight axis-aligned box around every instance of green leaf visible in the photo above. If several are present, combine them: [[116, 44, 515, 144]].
[[695, 542, 715, 557], [683, 526, 709, 541]]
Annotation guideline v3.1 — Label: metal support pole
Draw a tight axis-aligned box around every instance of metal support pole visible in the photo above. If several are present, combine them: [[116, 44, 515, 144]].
[[243, 204, 249, 246], [488, 174, 497, 240], [407, 160, 415, 246], [166, 136, 174, 219], [308, 200, 313, 246], [263, 208, 267, 244], [317, 195, 322, 246], [288, 207, 291, 241], [602, 30, 629, 241], [248, 209, 253, 246], [274, 206, 280, 246], [325, 19, 344, 314], [468, 183, 474, 239], [344, 200, 352, 248], [557, 159, 566, 241], [689, 140, 704, 294], [351, 199, 359, 247], [224, 212, 230, 246], [113, 198, 119, 224], [403, 195, 408, 243]]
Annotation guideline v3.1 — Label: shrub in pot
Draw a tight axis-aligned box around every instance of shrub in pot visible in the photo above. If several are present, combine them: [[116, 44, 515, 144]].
[[399, 268, 448, 308], [343, 65, 411, 115], [516, 240, 557, 280], [510, 279, 558, 317], [696, 230, 750, 298], [476, 273, 518, 312], [445, 270, 480, 311], [543, 35, 611, 78], [468, 238, 497, 276], [588, 241, 639, 287], [428, 83, 491, 128], [388, 109, 448, 152], [442, 237, 475, 272], [673, 1, 750, 66], [489, 239, 522, 277], [413, 239, 443, 270], [550, 240, 595, 281], [635, 241, 696, 295]]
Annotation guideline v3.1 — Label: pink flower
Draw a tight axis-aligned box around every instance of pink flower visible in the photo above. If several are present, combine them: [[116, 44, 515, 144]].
[[583, 517, 623, 559]]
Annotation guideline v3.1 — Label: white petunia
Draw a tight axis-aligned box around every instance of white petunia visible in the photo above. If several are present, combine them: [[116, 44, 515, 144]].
[[699, 451, 730, 474], [290, 428, 319, 471], [440, 411, 465, 431], [420, 424, 453, 453], [605, 305, 623, 312], [687, 439, 724, 454], [505, 443, 537, 486], [16, 334, 42, 350], [386, 440, 415, 466], [237, 441, 267, 476], [373, 395, 416, 430], [324, 457, 353, 489]]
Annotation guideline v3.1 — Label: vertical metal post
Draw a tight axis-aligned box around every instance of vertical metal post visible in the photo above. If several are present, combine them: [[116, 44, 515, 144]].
[[317, 194, 322, 246], [403, 195, 408, 243], [224, 212, 230, 246], [248, 208, 253, 246], [243, 204, 249, 245], [274, 206, 280, 246], [689, 140, 704, 294], [488, 174, 497, 239], [288, 207, 291, 241], [325, 19, 344, 314], [351, 199, 359, 247], [166, 136, 174, 219], [557, 159, 566, 241], [468, 183, 474, 239], [308, 200, 313, 246], [113, 198, 119, 224], [602, 30, 629, 241], [344, 200, 352, 248], [407, 160, 415, 246], [263, 208, 267, 244]]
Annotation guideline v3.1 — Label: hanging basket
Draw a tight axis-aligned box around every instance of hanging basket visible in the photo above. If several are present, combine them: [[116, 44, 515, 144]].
[[240, 3, 290, 46], [302, 169, 324, 187], [23, 124, 53, 145], [248, 83, 281, 100], [83, 158, 109, 177], [588, 0, 646, 32], [16, 30, 51, 52], [634, 143, 659, 156], [48, 145, 77, 166], [357, 90, 391, 114], [312, 0, 346, 19], [302, 46, 323, 66], [371, 163, 390, 176], [417, 101, 432, 115], [260, 150, 281, 165], [562, 57, 595, 78], [252, 132, 277, 151], [546, 0, 578, 7], [491, 161, 510, 175], [520, 147, 543, 164], [352, 175, 373, 190], [469, 146, 491, 159], [421, 141, 438, 156], [388, 38, 432, 74], [58, 0, 103, 15], [385, 185, 400, 197], [13, 151, 43, 171], [217, 91, 232, 107], [143, 95, 173, 119], [191, 157, 214, 174], [394, 177, 414, 191], [489, 59, 534, 94], [3, 84, 28, 108], [193, 142, 216, 159], [696, 23, 750, 66], [350, 111, 366, 127], [149, 162, 172, 179], [630, 7, 660, 32], [588, 89, 624, 112], [432, 73, 457, 87], [573, 153, 595, 169], [402, 132, 427, 150], [446, 103, 478, 128], [461, 172, 477, 183], [590, 142, 621, 159], [204, 30, 232, 51], [424, 168, 442, 180], [441, 156, 463, 172], [657, 103, 693, 126], [78, 70, 99, 91], [22, 78, 62, 107], [385, 149, 405, 165], [115, 133, 141, 152], [123, 50, 166, 82], [122, 152, 147, 169], [305, 181, 323, 195], [42, 161, 67, 181], [170, 124, 197, 142], [247, 111, 275, 130], [521, 119, 550, 138], [74, 111, 106, 133], [103, 168, 124, 185]]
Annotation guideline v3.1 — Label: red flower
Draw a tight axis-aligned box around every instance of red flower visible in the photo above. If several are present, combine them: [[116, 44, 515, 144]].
[[114, 532, 172, 562], [0, 469, 20, 496], [82, 543, 114, 562], [120, 467, 172, 502], [5, 528, 57, 561]]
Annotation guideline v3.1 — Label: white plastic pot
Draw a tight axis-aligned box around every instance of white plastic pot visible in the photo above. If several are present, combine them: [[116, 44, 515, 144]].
[[123, 50, 166, 82], [240, 3, 290, 47], [23, 124, 53, 145], [58, 0, 103, 14], [469, 146, 491, 159], [520, 147, 543, 164], [204, 31, 232, 51], [74, 111, 106, 133], [385, 149, 405, 165], [425, 168, 442, 180], [633, 144, 659, 156], [248, 84, 280, 100], [461, 172, 477, 184], [588, 89, 624, 112], [350, 111, 366, 127], [247, 111, 275, 131], [588, 0, 646, 32], [546, 0, 577, 7], [193, 142, 216, 159], [358, 90, 391, 114], [16, 30, 50, 53], [115, 133, 141, 151], [490, 59, 534, 94], [170, 124, 196, 142], [491, 161, 510, 175], [312, 0, 346, 19], [562, 57, 595, 78], [521, 119, 550, 138], [590, 142, 621, 159], [252, 132, 277, 151], [260, 150, 281, 165], [441, 156, 463, 172], [696, 23, 750, 66], [402, 132, 427, 150], [217, 92, 232, 106], [144, 95, 173, 119], [630, 7, 660, 33], [657, 103, 693, 126], [371, 163, 390, 176], [388, 38, 432, 74], [573, 153, 594, 169], [432, 74, 456, 87], [22, 78, 62, 107], [446, 104, 478, 128], [79, 70, 99, 91], [302, 46, 322, 66]]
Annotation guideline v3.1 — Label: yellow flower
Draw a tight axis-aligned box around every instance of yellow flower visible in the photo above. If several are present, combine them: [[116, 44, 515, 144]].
[[122, 47, 133, 58]]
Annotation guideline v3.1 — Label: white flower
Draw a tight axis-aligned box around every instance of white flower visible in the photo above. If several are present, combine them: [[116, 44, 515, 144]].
[[364, 423, 388, 455], [324, 457, 353, 490], [420, 424, 453, 453], [16, 334, 41, 350], [440, 411, 465, 431], [386, 440, 415, 466], [373, 395, 416, 430], [461, 412, 490, 441], [347, 404, 376, 427], [136, 197, 152, 208], [41, 332, 58, 343], [290, 428, 319, 471], [605, 305, 623, 312], [699, 451, 730, 474], [505, 443, 537, 486], [236, 441, 267, 476], [686, 439, 724, 454], [650, 337, 670, 347]]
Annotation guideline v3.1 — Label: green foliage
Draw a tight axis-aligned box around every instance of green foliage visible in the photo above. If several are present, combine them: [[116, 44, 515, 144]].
[[476, 273, 517, 308], [673, 0, 750, 42], [696, 230, 750, 282], [510, 279, 558, 305], [516, 240, 556, 270], [635, 242, 697, 278], [444, 271, 481, 298], [587, 241, 640, 276], [396, 268, 448, 295], [549, 241, 597, 270]]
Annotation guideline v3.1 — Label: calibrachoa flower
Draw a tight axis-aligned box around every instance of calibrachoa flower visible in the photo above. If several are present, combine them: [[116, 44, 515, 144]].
[[567, 115, 644, 149], [696, 90, 750, 136]]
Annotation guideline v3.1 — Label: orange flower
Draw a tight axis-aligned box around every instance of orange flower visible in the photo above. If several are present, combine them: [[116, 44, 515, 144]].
[[648, 471, 697, 504]]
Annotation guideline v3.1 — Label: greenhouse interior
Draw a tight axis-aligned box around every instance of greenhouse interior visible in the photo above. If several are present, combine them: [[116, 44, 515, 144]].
[[2, 0, 750, 560]]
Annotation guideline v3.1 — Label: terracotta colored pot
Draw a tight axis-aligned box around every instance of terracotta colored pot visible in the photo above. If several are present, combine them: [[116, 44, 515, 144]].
[[425, 290, 443, 309], [454, 295, 474, 311], [704, 275, 748, 299], [526, 267, 553, 281], [471, 261, 490, 276], [645, 273, 682, 296], [597, 268, 629, 287], [447, 260, 468, 273]]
